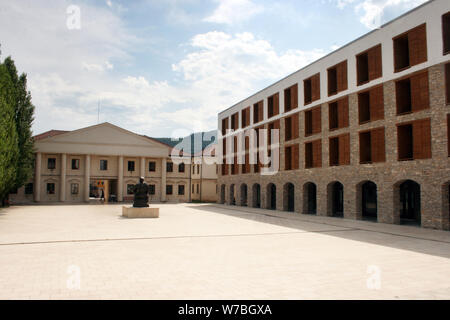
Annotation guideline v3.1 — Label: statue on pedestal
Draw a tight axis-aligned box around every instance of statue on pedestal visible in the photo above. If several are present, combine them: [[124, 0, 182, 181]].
[[133, 177, 149, 208]]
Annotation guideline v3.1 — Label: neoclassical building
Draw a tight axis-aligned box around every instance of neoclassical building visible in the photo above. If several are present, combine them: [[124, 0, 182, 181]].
[[10, 122, 218, 204], [217, 0, 450, 230]]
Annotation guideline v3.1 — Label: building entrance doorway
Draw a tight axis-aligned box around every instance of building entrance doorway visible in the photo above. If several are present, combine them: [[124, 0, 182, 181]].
[[399, 180, 421, 225], [362, 181, 377, 220]]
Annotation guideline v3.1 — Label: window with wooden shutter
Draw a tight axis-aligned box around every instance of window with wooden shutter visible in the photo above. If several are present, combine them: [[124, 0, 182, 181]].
[[305, 110, 313, 136], [285, 146, 292, 170], [312, 106, 321, 135], [371, 127, 386, 163], [328, 61, 347, 96], [329, 137, 339, 166], [396, 78, 412, 114], [443, 12, 450, 54], [410, 71, 429, 112], [268, 93, 279, 118], [285, 116, 292, 141], [412, 118, 431, 159], [292, 144, 299, 170], [393, 23, 427, 72], [368, 44, 382, 81], [359, 131, 372, 163], [241, 107, 250, 128], [231, 112, 239, 130], [284, 84, 298, 112], [253, 101, 264, 124], [221, 118, 228, 135], [304, 73, 320, 105], [397, 124, 413, 160], [329, 97, 349, 130], [292, 113, 299, 140], [339, 133, 350, 165], [370, 85, 384, 121], [305, 140, 321, 168]]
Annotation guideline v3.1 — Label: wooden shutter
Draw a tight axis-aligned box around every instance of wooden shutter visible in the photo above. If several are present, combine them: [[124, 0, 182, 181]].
[[371, 127, 386, 163], [338, 133, 350, 165], [259, 101, 264, 122], [409, 24, 427, 67], [311, 73, 320, 101], [370, 85, 384, 121], [292, 144, 299, 170], [285, 117, 292, 141], [368, 44, 382, 81], [312, 139, 322, 168], [291, 84, 298, 109], [411, 71, 429, 112], [285, 146, 291, 170], [337, 61, 348, 92], [338, 97, 349, 128], [312, 107, 322, 134], [273, 93, 279, 116], [292, 113, 299, 139], [413, 118, 431, 159]]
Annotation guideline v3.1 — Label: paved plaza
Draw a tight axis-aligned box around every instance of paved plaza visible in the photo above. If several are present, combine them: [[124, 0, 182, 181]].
[[0, 203, 449, 299]]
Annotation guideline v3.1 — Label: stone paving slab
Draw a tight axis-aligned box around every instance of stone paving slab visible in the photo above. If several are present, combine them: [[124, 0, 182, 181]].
[[0, 203, 449, 299]]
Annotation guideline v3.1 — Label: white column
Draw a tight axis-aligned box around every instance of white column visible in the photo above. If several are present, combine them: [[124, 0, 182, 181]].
[[60, 153, 66, 202], [140, 157, 145, 178], [161, 158, 167, 202], [118, 155, 123, 202], [84, 154, 90, 202], [34, 152, 41, 202]]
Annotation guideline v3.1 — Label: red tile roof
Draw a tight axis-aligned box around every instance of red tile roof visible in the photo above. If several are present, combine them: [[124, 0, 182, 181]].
[[33, 130, 69, 141]]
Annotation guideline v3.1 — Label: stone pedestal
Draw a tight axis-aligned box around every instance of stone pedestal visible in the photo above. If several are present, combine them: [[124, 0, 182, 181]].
[[122, 206, 160, 218]]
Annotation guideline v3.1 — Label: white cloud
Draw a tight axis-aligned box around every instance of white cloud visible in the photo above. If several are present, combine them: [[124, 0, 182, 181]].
[[204, 0, 263, 24], [335, 0, 429, 29]]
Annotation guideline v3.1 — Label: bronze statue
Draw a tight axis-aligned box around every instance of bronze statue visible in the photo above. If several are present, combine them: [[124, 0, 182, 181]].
[[133, 177, 150, 207]]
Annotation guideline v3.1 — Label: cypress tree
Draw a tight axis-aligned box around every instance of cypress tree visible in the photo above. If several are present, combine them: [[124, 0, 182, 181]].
[[0, 62, 19, 205]]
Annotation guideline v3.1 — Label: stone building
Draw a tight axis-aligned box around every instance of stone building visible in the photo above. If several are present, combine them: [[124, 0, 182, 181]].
[[217, 0, 450, 230], [10, 122, 218, 204]]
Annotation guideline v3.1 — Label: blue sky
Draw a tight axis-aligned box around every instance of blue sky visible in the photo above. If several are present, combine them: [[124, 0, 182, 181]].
[[0, 0, 429, 137]]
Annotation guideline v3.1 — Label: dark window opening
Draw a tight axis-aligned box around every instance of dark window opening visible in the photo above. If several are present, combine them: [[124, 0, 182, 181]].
[[305, 183, 317, 214], [178, 185, 185, 195], [329, 137, 339, 166], [127, 184, 134, 195], [149, 184, 155, 195], [329, 102, 338, 130], [362, 182, 377, 220], [166, 185, 173, 195], [358, 92, 370, 123], [442, 12, 450, 54], [48, 158, 56, 170], [47, 183, 55, 195], [305, 142, 313, 169], [149, 161, 156, 172], [285, 146, 292, 170], [166, 162, 173, 172], [285, 117, 292, 141], [394, 35, 410, 71], [304, 78, 312, 104], [399, 180, 421, 225], [331, 182, 344, 217], [128, 161, 135, 172], [359, 132, 372, 163], [446, 63, 450, 105], [221, 118, 228, 135], [71, 159, 80, 170], [396, 78, 412, 114], [398, 124, 413, 160], [357, 52, 369, 85], [305, 110, 312, 136], [178, 163, 185, 173], [268, 96, 274, 118], [328, 67, 337, 96], [284, 87, 292, 112], [25, 183, 33, 195], [253, 103, 259, 123]]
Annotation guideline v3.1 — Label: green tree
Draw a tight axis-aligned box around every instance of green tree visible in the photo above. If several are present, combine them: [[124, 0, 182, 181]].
[[0, 62, 19, 205], [3, 57, 35, 192]]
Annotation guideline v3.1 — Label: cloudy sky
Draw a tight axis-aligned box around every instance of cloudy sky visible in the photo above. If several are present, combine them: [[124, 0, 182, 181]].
[[0, 0, 429, 137]]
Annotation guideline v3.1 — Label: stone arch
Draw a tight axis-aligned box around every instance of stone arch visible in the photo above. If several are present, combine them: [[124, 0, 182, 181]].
[[266, 183, 277, 210], [303, 182, 317, 215], [240, 183, 248, 206], [252, 183, 261, 208], [327, 181, 344, 217], [283, 182, 295, 212], [394, 179, 421, 226], [356, 180, 378, 221]]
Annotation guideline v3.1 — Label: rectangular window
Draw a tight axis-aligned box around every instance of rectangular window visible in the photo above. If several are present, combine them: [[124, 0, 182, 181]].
[[221, 118, 229, 135], [396, 71, 429, 115], [71, 159, 80, 170], [267, 93, 279, 118], [25, 183, 33, 195], [393, 24, 427, 72], [359, 132, 372, 163], [100, 160, 108, 171], [397, 118, 431, 161], [357, 44, 382, 85], [328, 60, 347, 96], [444, 12, 450, 54], [328, 96, 349, 131], [285, 116, 292, 141], [47, 183, 55, 195], [305, 139, 322, 169], [196, 184, 199, 193], [178, 185, 185, 195], [329, 133, 350, 166], [285, 146, 292, 170], [48, 158, 56, 170], [284, 84, 298, 112], [241, 106, 250, 128], [231, 112, 239, 130], [149, 184, 155, 195], [127, 184, 134, 195], [284, 144, 299, 171], [166, 185, 173, 195], [71, 183, 79, 195], [304, 73, 320, 105], [178, 163, 185, 173], [304, 107, 321, 136], [253, 101, 263, 124], [149, 161, 156, 172], [166, 162, 173, 172], [358, 85, 384, 124], [128, 161, 135, 172]]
